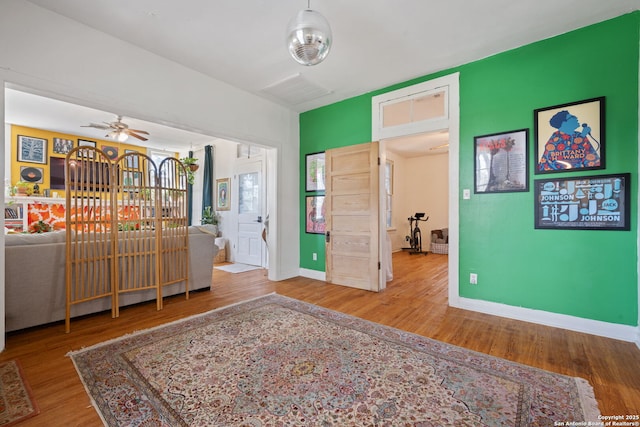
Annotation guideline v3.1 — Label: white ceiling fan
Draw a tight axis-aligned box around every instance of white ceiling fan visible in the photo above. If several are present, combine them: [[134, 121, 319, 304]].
[[81, 115, 149, 142]]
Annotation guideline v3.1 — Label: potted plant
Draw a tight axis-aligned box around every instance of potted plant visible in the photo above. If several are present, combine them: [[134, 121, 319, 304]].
[[179, 157, 198, 185], [200, 206, 219, 236], [15, 181, 32, 196], [180, 157, 199, 171]]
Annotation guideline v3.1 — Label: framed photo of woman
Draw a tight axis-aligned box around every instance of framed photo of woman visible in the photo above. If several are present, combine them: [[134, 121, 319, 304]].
[[216, 178, 231, 211]]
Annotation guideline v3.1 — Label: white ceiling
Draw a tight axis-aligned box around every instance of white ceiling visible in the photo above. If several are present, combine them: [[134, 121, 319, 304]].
[[8, 0, 640, 153]]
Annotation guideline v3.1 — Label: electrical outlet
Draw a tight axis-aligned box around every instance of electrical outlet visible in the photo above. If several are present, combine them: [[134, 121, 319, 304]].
[[312, 253, 317, 261], [470, 273, 478, 285]]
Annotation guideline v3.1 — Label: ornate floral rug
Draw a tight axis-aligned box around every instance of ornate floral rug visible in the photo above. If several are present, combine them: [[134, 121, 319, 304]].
[[70, 294, 600, 426], [0, 359, 39, 426]]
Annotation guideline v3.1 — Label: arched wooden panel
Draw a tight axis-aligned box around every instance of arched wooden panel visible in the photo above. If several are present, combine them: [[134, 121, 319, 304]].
[[65, 146, 115, 333], [112, 152, 161, 316], [158, 158, 189, 303]]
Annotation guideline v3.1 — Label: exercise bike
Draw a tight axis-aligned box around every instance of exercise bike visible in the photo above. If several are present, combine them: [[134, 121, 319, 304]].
[[404, 212, 429, 255]]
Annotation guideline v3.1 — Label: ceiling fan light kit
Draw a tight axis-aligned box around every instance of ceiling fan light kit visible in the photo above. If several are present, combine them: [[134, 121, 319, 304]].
[[286, 4, 332, 66], [108, 130, 129, 142]]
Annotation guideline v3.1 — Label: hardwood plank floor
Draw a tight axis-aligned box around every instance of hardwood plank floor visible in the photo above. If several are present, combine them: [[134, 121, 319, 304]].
[[2, 251, 639, 425]]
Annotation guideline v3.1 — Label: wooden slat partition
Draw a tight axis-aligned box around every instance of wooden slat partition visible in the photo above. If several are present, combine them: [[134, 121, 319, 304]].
[[65, 151, 190, 332], [65, 146, 115, 333], [113, 152, 161, 316], [158, 158, 189, 304]]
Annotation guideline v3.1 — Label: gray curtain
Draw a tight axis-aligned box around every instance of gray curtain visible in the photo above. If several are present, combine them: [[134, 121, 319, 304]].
[[202, 145, 214, 216]]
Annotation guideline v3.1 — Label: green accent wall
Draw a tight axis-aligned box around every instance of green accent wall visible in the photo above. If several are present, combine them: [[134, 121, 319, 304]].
[[300, 12, 639, 326]]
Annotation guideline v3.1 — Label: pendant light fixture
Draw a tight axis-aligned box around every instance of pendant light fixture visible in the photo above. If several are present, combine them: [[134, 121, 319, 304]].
[[286, 1, 332, 66]]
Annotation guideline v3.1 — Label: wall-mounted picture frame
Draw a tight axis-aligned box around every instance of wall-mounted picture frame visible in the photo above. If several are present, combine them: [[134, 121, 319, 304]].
[[306, 195, 326, 234], [17, 135, 47, 164], [534, 173, 630, 230], [216, 178, 231, 211], [124, 149, 139, 169], [78, 139, 97, 159], [20, 166, 44, 183], [122, 171, 141, 188], [534, 97, 605, 174], [474, 128, 529, 193], [305, 152, 325, 192], [102, 145, 119, 160], [53, 137, 74, 155]]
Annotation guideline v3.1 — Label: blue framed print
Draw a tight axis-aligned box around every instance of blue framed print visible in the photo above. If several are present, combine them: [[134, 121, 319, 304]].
[[17, 135, 47, 164], [534, 173, 630, 230]]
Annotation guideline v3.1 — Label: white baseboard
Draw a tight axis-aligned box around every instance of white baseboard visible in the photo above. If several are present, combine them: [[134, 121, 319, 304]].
[[451, 296, 640, 344], [299, 268, 326, 281], [296, 270, 640, 347]]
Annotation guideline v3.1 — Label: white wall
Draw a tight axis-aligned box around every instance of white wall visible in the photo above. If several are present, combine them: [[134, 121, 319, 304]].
[[0, 0, 300, 349], [386, 151, 449, 252]]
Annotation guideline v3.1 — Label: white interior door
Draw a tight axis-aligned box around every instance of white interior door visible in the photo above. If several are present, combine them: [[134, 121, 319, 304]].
[[236, 161, 264, 266]]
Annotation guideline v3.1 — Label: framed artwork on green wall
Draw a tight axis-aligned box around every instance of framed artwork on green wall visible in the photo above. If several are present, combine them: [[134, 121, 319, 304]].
[[305, 152, 325, 192], [534, 97, 605, 174], [305, 195, 326, 234], [474, 128, 529, 193], [534, 173, 630, 230]]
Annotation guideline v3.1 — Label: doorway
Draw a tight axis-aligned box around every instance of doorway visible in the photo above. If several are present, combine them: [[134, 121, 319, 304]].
[[372, 73, 460, 296], [235, 159, 265, 267], [384, 131, 449, 254]]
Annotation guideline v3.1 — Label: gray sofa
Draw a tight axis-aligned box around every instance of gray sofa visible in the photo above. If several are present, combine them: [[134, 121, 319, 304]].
[[5, 226, 218, 332]]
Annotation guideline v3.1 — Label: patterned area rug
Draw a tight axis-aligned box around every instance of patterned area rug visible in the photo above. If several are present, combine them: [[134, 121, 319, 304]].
[[0, 360, 39, 426], [70, 294, 600, 426]]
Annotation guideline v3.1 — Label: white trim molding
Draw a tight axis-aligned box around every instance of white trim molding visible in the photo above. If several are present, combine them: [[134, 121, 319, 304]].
[[299, 268, 326, 282], [451, 295, 640, 344]]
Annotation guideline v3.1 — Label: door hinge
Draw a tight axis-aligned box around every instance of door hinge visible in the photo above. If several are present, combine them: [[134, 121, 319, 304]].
[[378, 262, 381, 270], [378, 157, 381, 165]]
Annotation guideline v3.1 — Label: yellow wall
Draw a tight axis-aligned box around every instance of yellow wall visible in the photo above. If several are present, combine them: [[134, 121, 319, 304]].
[[10, 124, 153, 192]]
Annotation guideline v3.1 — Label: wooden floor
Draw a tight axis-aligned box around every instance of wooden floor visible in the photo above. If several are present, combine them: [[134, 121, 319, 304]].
[[2, 251, 639, 425]]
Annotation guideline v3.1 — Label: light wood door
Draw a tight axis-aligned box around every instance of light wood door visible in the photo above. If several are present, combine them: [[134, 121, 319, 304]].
[[325, 142, 380, 291]]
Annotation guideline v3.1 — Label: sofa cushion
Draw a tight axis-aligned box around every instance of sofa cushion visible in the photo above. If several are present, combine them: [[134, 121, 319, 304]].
[[4, 230, 66, 246]]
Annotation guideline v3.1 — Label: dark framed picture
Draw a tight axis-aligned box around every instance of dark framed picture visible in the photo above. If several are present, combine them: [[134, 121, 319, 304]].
[[534, 97, 605, 174], [20, 166, 44, 183], [305, 152, 325, 192], [17, 135, 47, 164], [534, 173, 630, 230], [53, 137, 74, 154], [305, 195, 326, 234], [78, 139, 97, 158], [102, 145, 119, 160], [474, 128, 529, 193]]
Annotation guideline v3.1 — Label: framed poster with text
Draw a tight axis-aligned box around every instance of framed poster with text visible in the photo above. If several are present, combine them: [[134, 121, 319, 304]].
[[534, 97, 605, 174], [534, 173, 630, 230]]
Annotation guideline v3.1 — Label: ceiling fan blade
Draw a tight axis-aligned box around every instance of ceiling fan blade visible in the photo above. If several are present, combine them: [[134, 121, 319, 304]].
[[128, 129, 149, 135], [81, 123, 110, 130], [127, 131, 148, 141]]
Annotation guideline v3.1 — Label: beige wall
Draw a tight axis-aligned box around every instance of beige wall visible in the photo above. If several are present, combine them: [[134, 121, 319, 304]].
[[386, 151, 448, 252]]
